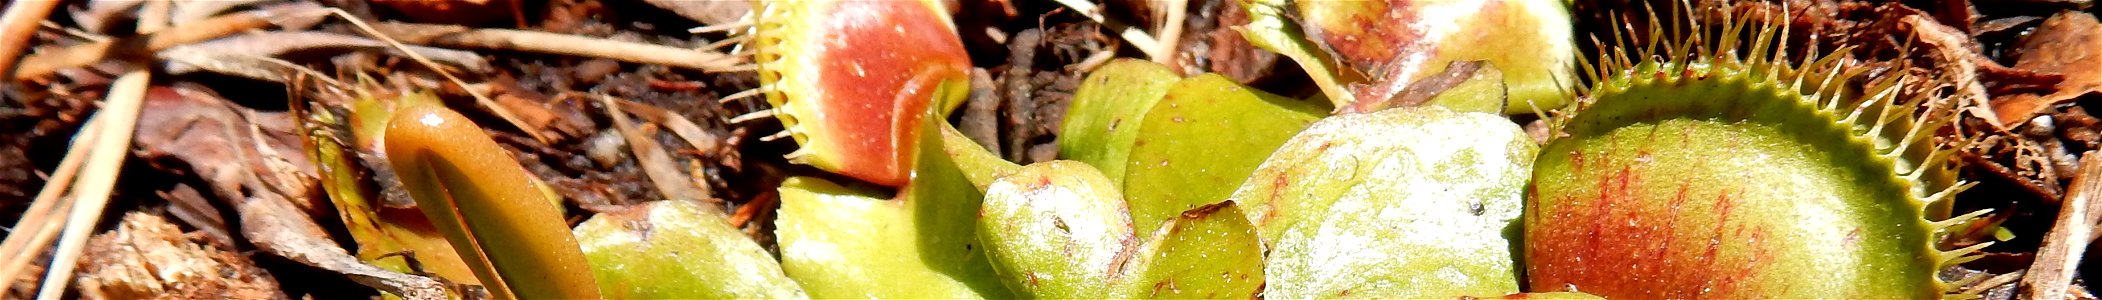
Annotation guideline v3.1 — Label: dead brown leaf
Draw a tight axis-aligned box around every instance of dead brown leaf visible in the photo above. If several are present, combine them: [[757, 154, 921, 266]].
[[130, 85, 448, 299], [133, 85, 321, 215], [1991, 12, 2102, 129], [238, 191, 447, 300]]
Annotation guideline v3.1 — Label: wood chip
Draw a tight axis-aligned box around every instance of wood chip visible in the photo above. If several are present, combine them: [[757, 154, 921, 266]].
[[76, 212, 281, 299]]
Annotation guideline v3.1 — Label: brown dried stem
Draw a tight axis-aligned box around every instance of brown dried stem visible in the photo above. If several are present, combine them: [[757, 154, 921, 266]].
[[371, 22, 747, 73], [9, 3, 326, 80], [0, 119, 97, 292], [0, 0, 62, 78], [35, 70, 150, 300], [2021, 152, 2102, 299]]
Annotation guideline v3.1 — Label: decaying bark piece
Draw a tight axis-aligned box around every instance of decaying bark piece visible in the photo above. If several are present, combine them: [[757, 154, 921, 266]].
[[76, 213, 281, 300]]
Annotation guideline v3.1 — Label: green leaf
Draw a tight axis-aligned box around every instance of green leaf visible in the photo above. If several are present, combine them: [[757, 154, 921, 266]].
[[1228, 106, 1537, 298], [1110, 202, 1265, 299], [1058, 59, 1183, 185], [1122, 74, 1325, 235], [774, 112, 1012, 298], [972, 163, 1261, 299], [575, 200, 806, 299], [940, 122, 1021, 191], [976, 160, 1132, 298], [1236, 0, 1358, 106], [1423, 62, 1511, 114]]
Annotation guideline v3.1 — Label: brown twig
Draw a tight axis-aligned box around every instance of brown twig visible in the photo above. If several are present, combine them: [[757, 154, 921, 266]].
[[2021, 151, 2102, 299], [0, 118, 98, 292], [371, 22, 747, 73], [0, 0, 62, 78], [10, 4, 323, 80]]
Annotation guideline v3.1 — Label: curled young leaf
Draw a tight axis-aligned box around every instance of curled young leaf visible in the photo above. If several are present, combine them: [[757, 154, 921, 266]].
[[383, 102, 600, 299]]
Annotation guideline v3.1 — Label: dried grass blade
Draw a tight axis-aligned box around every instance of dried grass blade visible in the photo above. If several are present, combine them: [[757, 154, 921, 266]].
[[34, 70, 151, 300], [0, 0, 63, 77], [0, 119, 99, 290], [370, 22, 748, 73]]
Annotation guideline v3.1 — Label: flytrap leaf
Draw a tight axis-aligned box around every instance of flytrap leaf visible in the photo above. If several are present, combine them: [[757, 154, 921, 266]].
[[1228, 105, 1537, 298], [1236, 0, 1358, 107], [1107, 202, 1264, 299], [1524, 6, 1975, 298], [750, 0, 972, 187], [1058, 58, 1182, 186], [574, 200, 806, 299], [975, 160, 1133, 298], [972, 160, 1264, 299], [773, 112, 1011, 299], [1121, 73, 1325, 235]]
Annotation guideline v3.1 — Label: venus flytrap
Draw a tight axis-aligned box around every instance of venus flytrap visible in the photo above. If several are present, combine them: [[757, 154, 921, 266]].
[[1524, 6, 1987, 298], [951, 124, 1266, 299], [302, 91, 483, 295], [963, 59, 1540, 298], [743, 0, 972, 187]]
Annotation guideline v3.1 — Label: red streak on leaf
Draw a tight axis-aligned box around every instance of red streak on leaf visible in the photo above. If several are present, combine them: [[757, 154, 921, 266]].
[[1528, 149, 1774, 298], [800, 1, 969, 187]]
